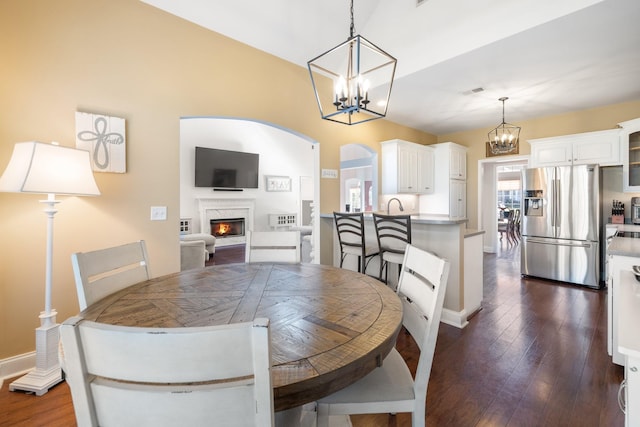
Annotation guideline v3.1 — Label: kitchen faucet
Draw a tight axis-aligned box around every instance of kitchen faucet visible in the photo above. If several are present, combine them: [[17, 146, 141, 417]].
[[387, 197, 404, 215]]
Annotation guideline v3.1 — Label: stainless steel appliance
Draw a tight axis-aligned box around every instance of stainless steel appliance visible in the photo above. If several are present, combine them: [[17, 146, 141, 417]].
[[521, 164, 600, 288], [632, 197, 640, 224]]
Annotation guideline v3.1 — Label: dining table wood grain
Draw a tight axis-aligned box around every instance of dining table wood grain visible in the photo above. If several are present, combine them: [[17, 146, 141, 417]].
[[79, 262, 403, 412]]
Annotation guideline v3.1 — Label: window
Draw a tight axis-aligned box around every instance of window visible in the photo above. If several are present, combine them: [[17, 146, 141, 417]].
[[497, 165, 522, 219]]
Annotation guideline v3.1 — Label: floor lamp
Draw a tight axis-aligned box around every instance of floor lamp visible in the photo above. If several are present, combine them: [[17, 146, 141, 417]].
[[0, 142, 100, 395]]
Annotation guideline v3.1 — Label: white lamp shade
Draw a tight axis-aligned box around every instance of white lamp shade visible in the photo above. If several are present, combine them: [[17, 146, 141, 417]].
[[0, 142, 100, 196]]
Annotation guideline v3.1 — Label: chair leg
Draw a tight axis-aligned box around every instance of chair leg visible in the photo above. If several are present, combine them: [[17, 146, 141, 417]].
[[316, 404, 330, 427]]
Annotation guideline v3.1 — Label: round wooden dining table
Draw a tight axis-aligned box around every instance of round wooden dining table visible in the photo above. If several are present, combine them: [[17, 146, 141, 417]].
[[79, 262, 403, 412]]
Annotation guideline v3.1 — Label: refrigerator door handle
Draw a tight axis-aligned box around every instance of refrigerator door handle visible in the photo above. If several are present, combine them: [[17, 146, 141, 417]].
[[555, 178, 560, 229], [525, 237, 592, 248], [550, 178, 556, 228]]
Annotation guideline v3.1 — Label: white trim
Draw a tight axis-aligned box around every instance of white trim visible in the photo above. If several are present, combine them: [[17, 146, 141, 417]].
[[477, 154, 530, 254], [0, 351, 35, 383], [441, 308, 469, 329]]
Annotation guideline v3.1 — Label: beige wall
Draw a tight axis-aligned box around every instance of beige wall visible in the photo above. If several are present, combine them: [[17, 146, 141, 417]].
[[2, 0, 639, 363], [0, 0, 432, 360], [438, 100, 640, 230]]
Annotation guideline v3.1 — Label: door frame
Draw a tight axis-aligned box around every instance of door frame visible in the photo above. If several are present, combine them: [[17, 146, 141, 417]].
[[478, 155, 529, 253]]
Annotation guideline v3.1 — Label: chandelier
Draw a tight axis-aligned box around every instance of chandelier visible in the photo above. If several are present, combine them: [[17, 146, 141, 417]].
[[307, 0, 397, 125], [488, 97, 520, 155]]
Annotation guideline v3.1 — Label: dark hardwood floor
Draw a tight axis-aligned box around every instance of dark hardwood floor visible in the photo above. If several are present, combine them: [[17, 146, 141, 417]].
[[0, 242, 625, 426]]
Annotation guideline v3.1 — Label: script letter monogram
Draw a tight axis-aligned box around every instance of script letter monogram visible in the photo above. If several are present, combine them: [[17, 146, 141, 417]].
[[77, 117, 124, 169]]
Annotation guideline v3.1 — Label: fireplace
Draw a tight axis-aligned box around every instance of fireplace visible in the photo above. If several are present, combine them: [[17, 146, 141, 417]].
[[211, 218, 245, 238], [198, 198, 254, 247]]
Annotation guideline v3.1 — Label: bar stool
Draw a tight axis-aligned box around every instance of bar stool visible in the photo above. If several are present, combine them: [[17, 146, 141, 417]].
[[373, 213, 412, 284], [333, 212, 379, 275]]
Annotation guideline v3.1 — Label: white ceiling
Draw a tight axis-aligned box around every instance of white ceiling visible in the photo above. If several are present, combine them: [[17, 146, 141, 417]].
[[141, 0, 640, 136]]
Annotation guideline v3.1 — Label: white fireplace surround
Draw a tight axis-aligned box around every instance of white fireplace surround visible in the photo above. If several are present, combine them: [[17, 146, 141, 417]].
[[198, 198, 255, 247]]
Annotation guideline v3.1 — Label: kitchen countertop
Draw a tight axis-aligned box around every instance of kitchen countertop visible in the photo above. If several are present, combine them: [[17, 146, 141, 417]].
[[607, 223, 640, 257], [320, 212, 468, 225], [464, 228, 485, 238], [618, 270, 640, 359]]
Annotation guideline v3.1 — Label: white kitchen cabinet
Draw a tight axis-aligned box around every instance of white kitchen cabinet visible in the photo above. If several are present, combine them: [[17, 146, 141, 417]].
[[417, 146, 435, 194], [449, 143, 467, 179], [419, 142, 468, 219], [620, 118, 640, 192], [529, 128, 621, 167], [617, 270, 640, 426], [624, 355, 640, 427], [450, 179, 466, 219], [381, 139, 434, 194]]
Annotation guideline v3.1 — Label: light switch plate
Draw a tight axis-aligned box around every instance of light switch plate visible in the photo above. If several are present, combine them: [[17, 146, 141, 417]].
[[150, 206, 167, 221]]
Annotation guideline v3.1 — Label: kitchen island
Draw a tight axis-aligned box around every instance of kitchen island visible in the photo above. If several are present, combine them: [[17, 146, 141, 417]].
[[320, 213, 484, 328]]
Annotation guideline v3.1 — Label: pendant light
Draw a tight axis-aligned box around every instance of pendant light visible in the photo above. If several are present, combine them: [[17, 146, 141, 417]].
[[488, 97, 521, 155], [307, 0, 397, 125]]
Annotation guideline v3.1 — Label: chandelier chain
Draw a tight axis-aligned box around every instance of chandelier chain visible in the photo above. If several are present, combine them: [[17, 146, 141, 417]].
[[349, 0, 355, 39]]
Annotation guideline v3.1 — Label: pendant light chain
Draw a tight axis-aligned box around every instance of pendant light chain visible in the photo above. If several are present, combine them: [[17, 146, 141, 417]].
[[500, 96, 508, 124], [349, 0, 355, 39]]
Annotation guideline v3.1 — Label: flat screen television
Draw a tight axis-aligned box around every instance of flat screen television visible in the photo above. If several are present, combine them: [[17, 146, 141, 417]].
[[195, 147, 259, 189]]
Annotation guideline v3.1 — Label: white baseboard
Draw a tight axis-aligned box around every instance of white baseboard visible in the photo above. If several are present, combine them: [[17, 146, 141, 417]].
[[0, 352, 35, 384], [484, 245, 496, 253], [441, 308, 469, 329]]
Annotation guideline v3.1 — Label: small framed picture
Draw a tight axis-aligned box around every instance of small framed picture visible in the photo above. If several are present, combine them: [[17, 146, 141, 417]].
[[265, 175, 291, 192]]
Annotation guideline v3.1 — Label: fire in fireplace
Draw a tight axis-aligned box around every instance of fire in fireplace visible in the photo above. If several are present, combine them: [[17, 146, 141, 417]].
[[211, 218, 245, 238]]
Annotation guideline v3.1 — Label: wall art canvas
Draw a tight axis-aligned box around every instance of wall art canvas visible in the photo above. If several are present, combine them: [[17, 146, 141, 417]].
[[266, 175, 291, 192], [75, 112, 126, 173]]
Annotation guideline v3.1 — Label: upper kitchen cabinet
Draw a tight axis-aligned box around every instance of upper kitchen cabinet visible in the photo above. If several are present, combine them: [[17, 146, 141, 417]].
[[529, 129, 621, 168], [381, 139, 434, 194], [620, 118, 640, 192], [419, 142, 468, 219], [449, 142, 467, 180]]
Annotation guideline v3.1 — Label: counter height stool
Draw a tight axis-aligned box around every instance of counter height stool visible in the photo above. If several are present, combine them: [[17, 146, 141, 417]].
[[333, 212, 379, 275], [373, 213, 412, 285]]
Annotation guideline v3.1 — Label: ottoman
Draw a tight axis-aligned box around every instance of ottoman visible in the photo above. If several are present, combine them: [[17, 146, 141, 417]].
[[180, 233, 216, 258]]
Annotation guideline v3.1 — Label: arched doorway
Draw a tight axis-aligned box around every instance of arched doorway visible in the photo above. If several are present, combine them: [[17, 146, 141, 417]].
[[339, 144, 378, 213], [179, 116, 320, 262]]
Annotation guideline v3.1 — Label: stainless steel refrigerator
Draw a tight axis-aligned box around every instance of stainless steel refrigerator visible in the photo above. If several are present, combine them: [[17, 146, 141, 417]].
[[521, 164, 601, 288]]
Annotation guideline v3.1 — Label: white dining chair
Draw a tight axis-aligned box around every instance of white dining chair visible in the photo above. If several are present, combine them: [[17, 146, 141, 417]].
[[59, 317, 274, 427], [315, 244, 450, 427], [71, 240, 150, 311], [245, 230, 301, 263]]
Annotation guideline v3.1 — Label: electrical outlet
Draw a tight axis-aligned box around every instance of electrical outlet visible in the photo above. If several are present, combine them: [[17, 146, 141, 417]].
[[150, 206, 167, 221]]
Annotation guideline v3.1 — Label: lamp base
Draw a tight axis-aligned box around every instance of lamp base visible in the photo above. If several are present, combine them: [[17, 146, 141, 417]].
[[8, 366, 63, 396], [9, 310, 63, 396]]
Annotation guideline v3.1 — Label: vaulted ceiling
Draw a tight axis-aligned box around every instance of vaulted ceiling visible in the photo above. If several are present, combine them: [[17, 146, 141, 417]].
[[141, 0, 640, 135]]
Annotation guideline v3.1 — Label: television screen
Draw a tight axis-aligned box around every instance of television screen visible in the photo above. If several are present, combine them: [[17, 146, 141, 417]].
[[195, 147, 259, 188]]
